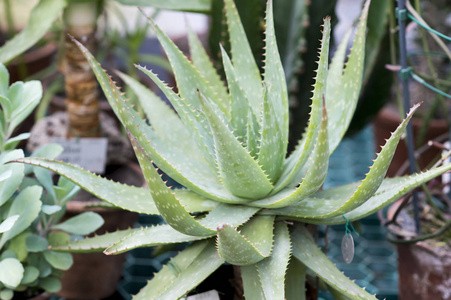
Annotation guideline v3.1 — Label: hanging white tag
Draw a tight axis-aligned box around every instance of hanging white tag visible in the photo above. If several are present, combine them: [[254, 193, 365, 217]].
[[341, 234, 355, 264]]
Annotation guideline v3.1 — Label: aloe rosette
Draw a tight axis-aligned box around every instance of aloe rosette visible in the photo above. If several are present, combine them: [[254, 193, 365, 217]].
[[12, 0, 451, 299]]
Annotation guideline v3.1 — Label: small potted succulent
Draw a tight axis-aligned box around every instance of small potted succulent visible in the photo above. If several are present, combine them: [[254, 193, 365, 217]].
[[0, 63, 103, 300], [12, 0, 451, 298]]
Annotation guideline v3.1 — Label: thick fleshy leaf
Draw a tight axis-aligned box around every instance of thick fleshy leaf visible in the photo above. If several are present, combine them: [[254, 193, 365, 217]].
[[257, 222, 291, 300], [12, 157, 158, 214], [199, 93, 273, 199], [224, 0, 262, 115], [116, 0, 211, 12], [43, 251, 73, 271], [275, 17, 330, 192], [0, 64, 8, 97], [285, 258, 306, 300], [200, 203, 259, 231], [326, 0, 370, 153], [188, 29, 229, 114], [0, 215, 19, 233], [52, 212, 104, 236], [39, 277, 61, 293], [0, 186, 42, 249], [134, 240, 224, 299], [129, 132, 215, 237], [52, 229, 135, 253], [0, 258, 23, 288], [216, 216, 274, 265], [0, 0, 66, 64], [25, 234, 48, 252], [9, 81, 42, 136], [21, 266, 39, 285], [105, 225, 207, 255], [241, 264, 266, 299], [0, 150, 24, 207], [291, 225, 375, 299], [250, 103, 329, 208], [262, 0, 289, 180]]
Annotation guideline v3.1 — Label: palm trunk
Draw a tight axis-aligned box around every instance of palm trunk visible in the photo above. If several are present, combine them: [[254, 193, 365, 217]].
[[62, 1, 101, 138]]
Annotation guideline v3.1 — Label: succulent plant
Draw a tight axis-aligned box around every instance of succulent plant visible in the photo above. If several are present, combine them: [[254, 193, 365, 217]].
[[0, 64, 104, 299], [11, 0, 451, 299]]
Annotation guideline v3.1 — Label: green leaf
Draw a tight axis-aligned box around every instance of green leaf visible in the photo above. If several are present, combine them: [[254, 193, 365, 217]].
[[0, 289, 13, 300], [0, 250, 15, 261], [43, 251, 73, 271], [257, 222, 291, 300], [216, 216, 274, 265], [7, 232, 29, 262], [20, 266, 39, 285], [9, 81, 42, 136], [326, 0, 370, 153], [39, 277, 61, 293], [0, 0, 67, 64], [52, 212, 103, 236], [135, 240, 224, 299], [25, 235, 49, 253], [285, 258, 306, 300], [52, 229, 134, 253], [0, 258, 23, 288], [12, 157, 159, 215], [105, 225, 207, 255], [224, 0, 262, 116], [188, 29, 229, 115], [115, 0, 211, 12], [241, 264, 266, 299], [275, 17, 330, 192], [0, 64, 8, 97], [0, 215, 19, 233], [261, 0, 289, 182], [199, 204, 259, 231], [25, 143, 64, 175], [291, 225, 375, 299], [48, 232, 71, 248], [4, 133, 30, 151], [0, 150, 25, 207], [42, 205, 62, 215], [128, 132, 215, 237], [0, 186, 42, 249], [199, 93, 273, 199]]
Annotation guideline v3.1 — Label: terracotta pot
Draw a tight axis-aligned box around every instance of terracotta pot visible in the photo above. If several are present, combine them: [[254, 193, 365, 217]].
[[57, 163, 144, 300], [374, 105, 448, 177], [397, 242, 451, 300]]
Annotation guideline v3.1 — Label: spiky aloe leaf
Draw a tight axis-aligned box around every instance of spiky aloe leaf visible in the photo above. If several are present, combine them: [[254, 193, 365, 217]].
[[134, 240, 224, 300], [291, 225, 375, 300], [199, 203, 259, 230], [260, 0, 289, 184], [11, 157, 159, 215], [52, 229, 134, 253], [105, 225, 208, 255], [274, 17, 330, 192], [199, 92, 273, 199], [188, 28, 229, 114], [246, 109, 260, 157], [250, 102, 329, 208], [326, 0, 370, 153], [224, 0, 262, 116], [256, 222, 291, 300], [285, 258, 306, 300], [129, 132, 215, 237], [220, 45, 254, 143], [241, 264, 266, 299], [270, 103, 420, 218], [216, 216, 274, 265], [115, 0, 211, 12]]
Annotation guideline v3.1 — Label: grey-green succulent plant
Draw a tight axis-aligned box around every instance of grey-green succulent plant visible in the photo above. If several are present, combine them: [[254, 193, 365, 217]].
[[0, 64, 104, 299], [11, 0, 451, 299]]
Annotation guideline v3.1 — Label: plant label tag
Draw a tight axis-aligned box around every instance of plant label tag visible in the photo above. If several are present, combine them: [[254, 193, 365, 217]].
[[341, 234, 355, 264], [52, 138, 108, 174], [186, 290, 220, 300]]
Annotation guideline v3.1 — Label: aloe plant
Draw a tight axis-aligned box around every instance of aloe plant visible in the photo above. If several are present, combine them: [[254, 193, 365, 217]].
[[0, 64, 104, 299], [11, 0, 451, 299]]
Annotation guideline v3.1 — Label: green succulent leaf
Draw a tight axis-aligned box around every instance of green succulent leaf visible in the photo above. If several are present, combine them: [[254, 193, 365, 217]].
[[0, 186, 42, 249], [4, 133, 30, 151], [257, 222, 291, 300], [291, 225, 375, 299], [43, 251, 73, 271], [285, 258, 306, 300], [39, 277, 61, 293], [224, 0, 262, 116], [188, 29, 229, 114], [115, 0, 211, 12], [241, 264, 266, 299], [0, 215, 19, 234], [199, 92, 273, 199], [200, 203, 259, 231], [134, 240, 224, 299], [0, 258, 23, 288], [275, 17, 330, 192], [129, 132, 216, 237], [0, 0, 66, 64], [7, 232, 29, 262], [20, 266, 39, 285], [0, 64, 8, 97], [326, 0, 370, 153], [217, 216, 274, 265], [0, 150, 24, 207], [52, 229, 135, 253], [52, 212, 104, 236], [25, 234, 49, 253], [11, 157, 159, 215]]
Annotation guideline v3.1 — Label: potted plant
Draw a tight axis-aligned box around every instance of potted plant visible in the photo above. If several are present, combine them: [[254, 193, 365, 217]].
[[0, 63, 104, 300], [12, 0, 451, 298]]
